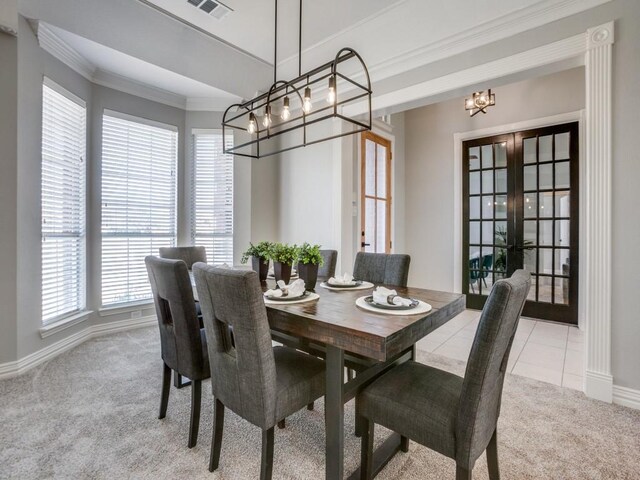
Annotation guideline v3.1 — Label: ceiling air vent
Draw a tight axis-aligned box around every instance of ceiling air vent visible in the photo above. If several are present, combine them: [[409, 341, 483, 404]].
[[186, 0, 232, 20]]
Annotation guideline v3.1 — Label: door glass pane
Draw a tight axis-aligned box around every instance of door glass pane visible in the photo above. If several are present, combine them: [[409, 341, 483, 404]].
[[469, 171, 480, 195], [556, 161, 570, 189], [481, 248, 494, 291], [555, 191, 570, 217], [482, 195, 494, 218], [494, 221, 507, 245], [555, 248, 570, 275], [539, 163, 553, 190], [495, 195, 507, 218], [469, 147, 480, 170], [375, 199, 386, 253], [555, 220, 570, 246], [539, 192, 553, 217], [481, 145, 493, 168], [469, 221, 480, 244], [554, 277, 569, 304], [365, 140, 375, 196], [527, 275, 537, 300], [523, 221, 536, 245], [495, 168, 507, 193], [524, 193, 537, 218], [524, 165, 536, 190], [482, 221, 493, 244], [538, 276, 552, 303], [539, 248, 553, 275], [539, 135, 553, 162], [524, 248, 537, 273], [495, 142, 507, 167], [494, 247, 507, 275], [555, 132, 570, 160], [365, 198, 375, 253], [523, 138, 536, 164], [482, 170, 493, 193], [376, 144, 387, 197], [469, 196, 480, 219], [539, 220, 553, 246]]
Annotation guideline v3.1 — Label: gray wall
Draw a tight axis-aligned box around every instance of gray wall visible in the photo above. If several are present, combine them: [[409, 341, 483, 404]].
[[0, 31, 18, 364]]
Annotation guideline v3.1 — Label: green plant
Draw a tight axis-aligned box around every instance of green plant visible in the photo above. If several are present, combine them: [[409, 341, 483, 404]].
[[297, 243, 324, 266], [241, 241, 273, 264], [270, 243, 299, 266]]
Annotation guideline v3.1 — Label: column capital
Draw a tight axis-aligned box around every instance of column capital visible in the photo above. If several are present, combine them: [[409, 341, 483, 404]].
[[587, 21, 614, 50]]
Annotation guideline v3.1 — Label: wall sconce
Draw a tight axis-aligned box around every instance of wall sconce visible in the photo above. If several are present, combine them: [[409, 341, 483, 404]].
[[465, 89, 496, 117]]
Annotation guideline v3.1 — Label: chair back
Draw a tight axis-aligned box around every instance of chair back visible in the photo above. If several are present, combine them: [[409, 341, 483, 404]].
[[469, 257, 481, 281], [192, 263, 278, 430], [318, 250, 338, 278], [145, 256, 206, 380], [159, 246, 207, 270], [455, 269, 531, 469], [353, 252, 410, 287]]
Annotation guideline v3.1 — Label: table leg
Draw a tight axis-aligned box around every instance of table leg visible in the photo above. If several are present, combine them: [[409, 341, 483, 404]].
[[325, 345, 345, 480]]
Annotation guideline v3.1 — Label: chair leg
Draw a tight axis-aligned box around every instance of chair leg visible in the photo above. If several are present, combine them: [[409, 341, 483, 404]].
[[360, 418, 374, 480], [456, 465, 472, 480], [260, 427, 274, 480], [307, 402, 314, 411], [482, 276, 488, 287], [470, 282, 475, 294], [158, 362, 171, 419], [486, 429, 500, 480], [347, 368, 354, 381], [355, 403, 364, 437], [187, 380, 202, 448], [209, 399, 225, 472], [400, 435, 410, 453], [277, 419, 286, 429]]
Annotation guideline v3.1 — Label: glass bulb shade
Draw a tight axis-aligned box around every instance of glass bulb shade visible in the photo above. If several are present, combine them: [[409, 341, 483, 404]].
[[247, 113, 257, 134], [262, 106, 272, 127], [303, 87, 312, 113], [327, 76, 336, 104], [281, 96, 291, 120], [465, 98, 475, 109]]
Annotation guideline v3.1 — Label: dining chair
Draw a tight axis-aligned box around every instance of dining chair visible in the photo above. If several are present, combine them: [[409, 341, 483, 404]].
[[145, 256, 211, 449], [192, 264, 326, 479], [353, 252, 411, 287], [480, 253, 494, 287], [318, 249, 338, 279], [356, 269, 531, 480], [159, 246, 207, 269], [469, 257, 481, 293]]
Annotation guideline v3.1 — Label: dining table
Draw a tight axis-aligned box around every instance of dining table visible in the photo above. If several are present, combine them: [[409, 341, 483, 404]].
[[261, 279, 465, 480]]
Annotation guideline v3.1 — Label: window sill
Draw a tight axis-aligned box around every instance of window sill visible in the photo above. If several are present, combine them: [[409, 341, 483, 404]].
[[40, 310, 93, 338], [98, 300, 154, 317]]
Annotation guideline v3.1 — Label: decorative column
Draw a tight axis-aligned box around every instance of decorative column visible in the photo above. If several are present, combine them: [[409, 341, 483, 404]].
[[584, 22, 614, 402]]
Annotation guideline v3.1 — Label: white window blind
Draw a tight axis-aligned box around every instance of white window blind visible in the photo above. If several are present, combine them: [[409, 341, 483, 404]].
[[41, 79, 87, 324], [101, 112, 178, 305], [191, 130, 234, 264]]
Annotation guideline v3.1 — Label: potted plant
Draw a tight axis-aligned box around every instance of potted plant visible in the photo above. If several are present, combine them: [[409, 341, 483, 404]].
[[270, 243, 299, 284], [296, 242, 324, 290], [241, 241, 273, 281]]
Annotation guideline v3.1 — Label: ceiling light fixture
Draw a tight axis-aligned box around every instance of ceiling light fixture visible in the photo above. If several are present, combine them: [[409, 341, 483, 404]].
[[222, 0, 372, 158], [465, 89, 496, 117]]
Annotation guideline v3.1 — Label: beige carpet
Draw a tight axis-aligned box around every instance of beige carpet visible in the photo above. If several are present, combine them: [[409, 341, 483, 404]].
[[1, 327, 639, 479]]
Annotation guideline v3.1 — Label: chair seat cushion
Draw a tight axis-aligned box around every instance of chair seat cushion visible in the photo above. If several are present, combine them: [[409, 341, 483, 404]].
[[358, 360, 463, 459], [273, 347, 325, 421]]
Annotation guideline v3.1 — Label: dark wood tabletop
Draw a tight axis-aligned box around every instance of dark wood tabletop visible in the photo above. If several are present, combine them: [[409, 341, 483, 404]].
[[263, 281, 465, 362]]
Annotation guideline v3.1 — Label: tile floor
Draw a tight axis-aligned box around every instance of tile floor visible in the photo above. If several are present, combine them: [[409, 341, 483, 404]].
[[417, 309, 584, 390]]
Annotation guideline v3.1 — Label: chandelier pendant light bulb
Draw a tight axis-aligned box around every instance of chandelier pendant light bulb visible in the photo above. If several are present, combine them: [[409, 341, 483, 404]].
[[327, 76, 336, 104], [262, 105, 272, 128], [247, 112, 257, 134], [281, 96, 291, 120], [303, 86, 312, 113]]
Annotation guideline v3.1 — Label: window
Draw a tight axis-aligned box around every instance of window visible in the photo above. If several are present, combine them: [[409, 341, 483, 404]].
[[41, 79, 87, 324], [191, 130, 234, 264], [101, 112, 178, 305]]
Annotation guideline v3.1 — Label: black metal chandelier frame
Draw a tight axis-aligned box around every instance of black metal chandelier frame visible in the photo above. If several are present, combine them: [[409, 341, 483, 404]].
[[222, 0, 372, 159]]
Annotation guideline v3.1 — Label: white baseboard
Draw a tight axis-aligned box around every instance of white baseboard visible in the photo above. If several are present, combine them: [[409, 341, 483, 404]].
[[613, 385, 640, 410], [0, 316, 156, 380], [584, 370, 614, 403]]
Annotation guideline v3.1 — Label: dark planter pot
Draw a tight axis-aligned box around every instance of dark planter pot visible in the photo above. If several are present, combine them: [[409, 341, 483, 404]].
[[297, 263, 319, 291], [251, 256, 269, 281], [273, 262, 292, 285]]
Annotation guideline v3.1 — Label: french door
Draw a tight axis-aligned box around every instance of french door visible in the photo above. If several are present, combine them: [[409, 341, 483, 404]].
[[360, 132, 392, 253], [462, 122, 579, 324]]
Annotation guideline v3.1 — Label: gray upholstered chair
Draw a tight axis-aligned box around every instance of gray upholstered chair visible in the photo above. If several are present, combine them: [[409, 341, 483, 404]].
[[158, 246, 207, 269], [318, 249, 338, 279], [192, 264, 326, 479], [145, 256, 210, 449], [356, 270, 531, 480], [353, 251, 411, 287]]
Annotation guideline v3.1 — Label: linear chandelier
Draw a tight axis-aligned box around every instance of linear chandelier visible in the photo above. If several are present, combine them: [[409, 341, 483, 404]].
[[222, 0, 372, 159]]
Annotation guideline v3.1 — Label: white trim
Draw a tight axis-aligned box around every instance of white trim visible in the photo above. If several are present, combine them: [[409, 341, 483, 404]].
[[42, 76, 86, 107], [613, 385, 640, 410], [0, 316, 156, 380], [36, 22, 95, 81], [39, 310, 93, 338], [103, 109, 179, 132], [98, 299, 154, 317]]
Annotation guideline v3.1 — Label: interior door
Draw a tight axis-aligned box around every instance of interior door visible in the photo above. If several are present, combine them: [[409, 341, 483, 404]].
[[462, 122, 579, 324], [361, 131, 392, 253]]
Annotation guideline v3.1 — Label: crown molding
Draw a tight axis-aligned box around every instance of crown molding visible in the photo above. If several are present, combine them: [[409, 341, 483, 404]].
[[36, 21, 95, 80], [185, 97, 234, 112]]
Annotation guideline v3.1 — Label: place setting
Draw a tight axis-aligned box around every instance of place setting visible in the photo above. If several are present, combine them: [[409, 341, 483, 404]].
[[320, 272, 374, 291], [263, 278, 319, 305], [356, 286, 432, 315]]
